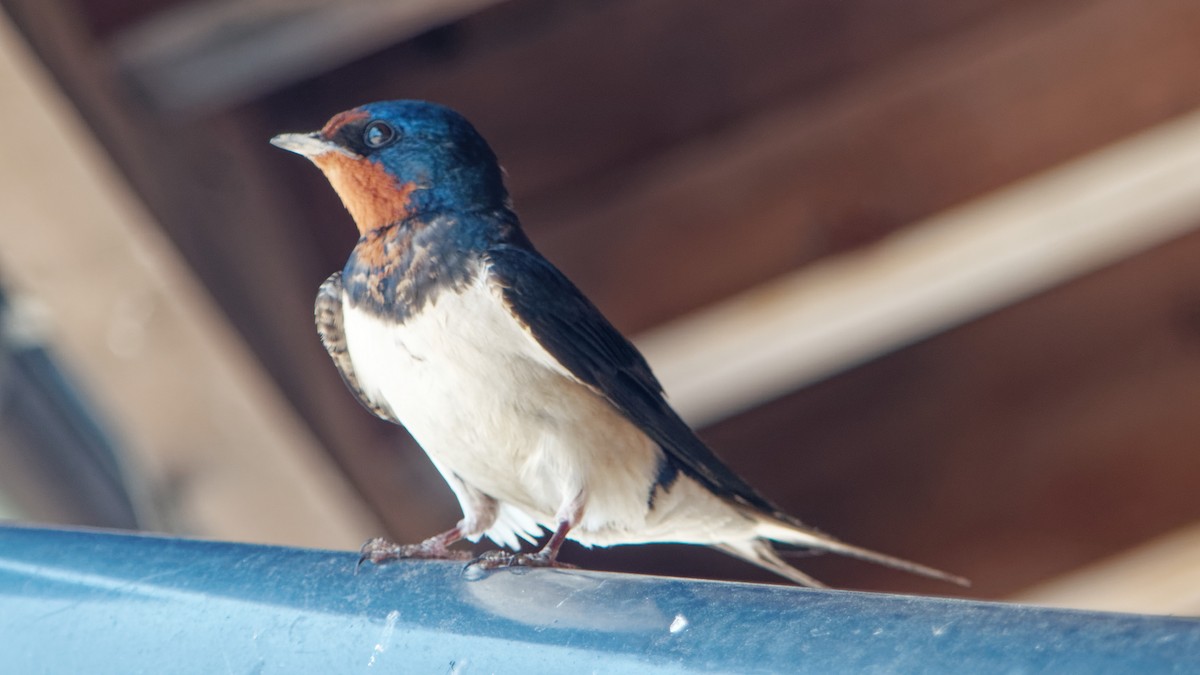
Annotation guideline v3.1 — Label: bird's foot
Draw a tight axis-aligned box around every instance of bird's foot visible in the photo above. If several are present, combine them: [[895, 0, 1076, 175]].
[[465, 549, 577, 575], [357, 536, 471, 572]]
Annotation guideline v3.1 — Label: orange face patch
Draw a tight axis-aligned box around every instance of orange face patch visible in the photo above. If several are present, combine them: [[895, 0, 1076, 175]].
[[313, 152, 418, 235]]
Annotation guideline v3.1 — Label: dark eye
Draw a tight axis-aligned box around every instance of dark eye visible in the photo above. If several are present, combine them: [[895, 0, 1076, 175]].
[[363, 121, 397, 149]]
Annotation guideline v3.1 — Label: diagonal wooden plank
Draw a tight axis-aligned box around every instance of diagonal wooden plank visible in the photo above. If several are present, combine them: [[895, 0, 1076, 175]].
[[112, 0, 507, 114], [1010, 521, 1200, 614], [0, 10, 379, 547], [636, 106, 1200, 426]]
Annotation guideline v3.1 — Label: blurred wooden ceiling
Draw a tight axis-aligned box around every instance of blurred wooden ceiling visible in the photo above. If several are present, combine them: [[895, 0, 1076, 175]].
[[4, 0, 1200, 602]]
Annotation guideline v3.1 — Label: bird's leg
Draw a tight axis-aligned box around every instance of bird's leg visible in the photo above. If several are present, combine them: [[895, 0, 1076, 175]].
[[472, 492, 584, 570], [524, 518, 574, 566]]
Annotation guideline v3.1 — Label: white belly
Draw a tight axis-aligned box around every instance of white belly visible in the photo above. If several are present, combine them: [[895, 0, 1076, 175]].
[[340, 267, 666, 545]]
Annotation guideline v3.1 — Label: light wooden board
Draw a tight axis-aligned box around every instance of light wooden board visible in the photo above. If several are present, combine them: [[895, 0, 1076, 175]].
[[637, 106, 1200, 426], [1011, 522, 1200, 615], [0, 14, 378, 547]]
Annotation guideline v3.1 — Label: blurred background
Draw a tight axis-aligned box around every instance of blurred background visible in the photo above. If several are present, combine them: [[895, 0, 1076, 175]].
[[2, 0, 1200, 613]]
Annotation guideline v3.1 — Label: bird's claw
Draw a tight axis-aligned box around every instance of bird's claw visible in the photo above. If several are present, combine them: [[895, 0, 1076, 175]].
[[356, 536, 472, 573], [465, 549, 577, 574]]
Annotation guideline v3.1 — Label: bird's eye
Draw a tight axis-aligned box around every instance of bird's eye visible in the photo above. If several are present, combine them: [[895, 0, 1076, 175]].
[[363, 121, 397, 149]]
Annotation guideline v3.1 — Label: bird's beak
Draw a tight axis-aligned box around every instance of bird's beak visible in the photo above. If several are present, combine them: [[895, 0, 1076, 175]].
[[269, 132, 342, 159]]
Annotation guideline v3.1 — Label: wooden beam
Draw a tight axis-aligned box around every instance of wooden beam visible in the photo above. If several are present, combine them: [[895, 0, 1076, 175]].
[[1010, 521, 1200, 615], [636, 106, 1200, 426], [0, 11, 378, 547], [112, 0, 507, 114]]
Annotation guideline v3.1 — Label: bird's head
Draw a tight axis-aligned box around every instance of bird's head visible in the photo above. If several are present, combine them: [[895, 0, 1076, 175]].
[[271, 100, 509, 235]]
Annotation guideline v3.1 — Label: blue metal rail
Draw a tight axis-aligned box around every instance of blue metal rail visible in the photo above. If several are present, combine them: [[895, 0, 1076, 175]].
[[0, 525, 1196, 673]]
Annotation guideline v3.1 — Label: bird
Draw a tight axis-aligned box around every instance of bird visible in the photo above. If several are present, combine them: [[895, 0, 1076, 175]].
[[271, 100, 965, 588]]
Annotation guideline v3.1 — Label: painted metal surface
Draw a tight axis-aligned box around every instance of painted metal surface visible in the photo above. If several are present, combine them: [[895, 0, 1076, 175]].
[[0, 525, 1196, 673]]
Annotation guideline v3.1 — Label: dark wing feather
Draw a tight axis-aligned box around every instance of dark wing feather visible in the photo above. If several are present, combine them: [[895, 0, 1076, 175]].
[[486, 244, 784, 516], [315, 272, 400, 424]]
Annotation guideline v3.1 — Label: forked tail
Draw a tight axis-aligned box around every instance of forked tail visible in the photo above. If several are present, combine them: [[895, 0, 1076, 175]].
[[717, 518, 969, 588]]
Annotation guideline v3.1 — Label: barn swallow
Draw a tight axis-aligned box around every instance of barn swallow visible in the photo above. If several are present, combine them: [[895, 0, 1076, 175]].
[[271, 100, 965, 587]]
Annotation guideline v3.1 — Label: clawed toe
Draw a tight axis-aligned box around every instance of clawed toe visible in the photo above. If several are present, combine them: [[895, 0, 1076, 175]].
[[358, 537, 399, 563], [356, 536, 472, 573], [465, 549, 576, 574]]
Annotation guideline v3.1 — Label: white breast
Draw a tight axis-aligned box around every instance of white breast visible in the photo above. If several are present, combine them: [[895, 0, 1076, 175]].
[[340, 263, 666, 546]]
